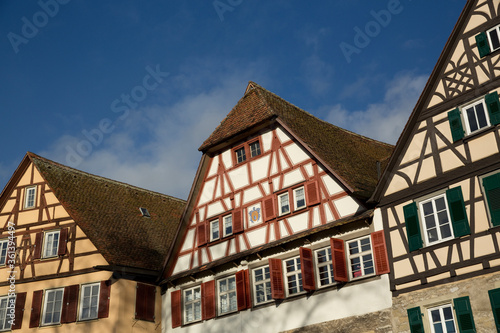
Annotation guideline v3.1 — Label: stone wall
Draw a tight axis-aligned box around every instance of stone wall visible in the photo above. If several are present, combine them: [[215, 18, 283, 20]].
[[391, 270, 500, 332], [280, 309, 392, 333]]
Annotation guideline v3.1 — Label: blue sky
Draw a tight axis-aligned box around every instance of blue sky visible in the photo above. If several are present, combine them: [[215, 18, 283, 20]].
[[0, 0, 465, 199]]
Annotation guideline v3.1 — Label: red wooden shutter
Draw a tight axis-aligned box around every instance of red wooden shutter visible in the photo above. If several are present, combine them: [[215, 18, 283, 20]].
[[29, 290, 43, 328], [11, 292, 26, 330], [330, 238, 348, 282], [371, 231, 390, 275], [244, 269, 251, 308], [305, 181, 320, 206], [98, 280, 111, 319], [61, 285, 79, 323], [171, 290, 182, 328], [236, 271, 247, 310], [299, 247, 316, 291], [33, 232, 43, 260], [263, 196, 276, 221], [201, 280, 216, 320], [269, 258, 284, 299], [136, 283, 155, 321], [58, 228, 68, 256], [197, 222, 207, 246], [233, 210, 244, 234]]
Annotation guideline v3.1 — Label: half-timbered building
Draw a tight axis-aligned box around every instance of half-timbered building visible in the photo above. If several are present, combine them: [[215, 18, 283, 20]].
[[160, 82, 394, 332], [371, 1, 500, 332], [0, 152, 185, 332]]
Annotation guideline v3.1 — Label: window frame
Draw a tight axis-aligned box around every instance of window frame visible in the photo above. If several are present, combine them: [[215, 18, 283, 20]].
[[314, 247, 335, 287], [183, 285, 201, 324], [346, 236, 375, 280], [209, 219, 220, 242], [487, 24, 500, 53], [461, 97, 491, 135], [78, 282, 100, 321], [24, 185, 37, 209], [222, 214, 233, 238], [283, 255, 304, 297], [293, 186, 306, 211], [252, 265, 272, 306], [417, 192, 455, 246], [0, 240, 8, 266], [277, 192, 291, 216], [249, 140, 261, 158], [41, 288, 64, 326], [232, 138, 263, 165], [0, 295, 15, 331], [217, 276, 237, 316], [427, 303, 458, 333], [42, 230, 61, 259]]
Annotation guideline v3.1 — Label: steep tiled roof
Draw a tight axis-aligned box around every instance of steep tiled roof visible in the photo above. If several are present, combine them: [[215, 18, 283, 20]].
[[199, 82, 394, 200], [28, 153, 186, 272]]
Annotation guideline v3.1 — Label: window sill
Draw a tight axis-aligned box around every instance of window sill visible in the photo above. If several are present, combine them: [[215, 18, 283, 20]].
[[461, 124, 498, 143]]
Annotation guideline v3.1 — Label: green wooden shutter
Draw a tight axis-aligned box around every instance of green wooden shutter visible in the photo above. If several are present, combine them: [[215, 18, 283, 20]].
[[483, 173, 500, 226], [489, 288, 500, 332], [403, 202, 423, 252], [454, 296, 476, 333], [407, 307, 424, 333], [446, 187, 470, 238], [486, 91, 500, 126], [476, 31, 491, 58], [448, 108, 465, 142]]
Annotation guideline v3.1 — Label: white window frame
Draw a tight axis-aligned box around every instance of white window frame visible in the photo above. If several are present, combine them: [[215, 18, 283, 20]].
[[314, 247, 335, 287], [0, 295, 15, 331], [346, 236, 375, 280], [42, 230, 60, 259], [418, 193, 454, 246], [487, 24, 500, 53], [42, 288, 64, 326], [252, 265, 272, 306], [293, 186, 306, 211], [79, 282, 100, 321], [217, 276, 237, 315], [223, 214, 233, 238], [283, 256, 304, 296], [24, 186, 36, 209], [183, 286, 201, 324], [249, 141, 261, 158], [0, 240, 8, 266], [278, 192, 290, 216], [209, 219, 219, 242], [427, 303, 458, 333], [461, 98, 491, 135], [235, 147, 246, 164]]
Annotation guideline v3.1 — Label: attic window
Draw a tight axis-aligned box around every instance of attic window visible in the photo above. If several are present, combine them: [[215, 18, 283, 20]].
[[140, 208, 150, 217]]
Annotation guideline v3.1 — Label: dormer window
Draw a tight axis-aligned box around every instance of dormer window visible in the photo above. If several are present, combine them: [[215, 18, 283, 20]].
[[139, 207, 150, 217]]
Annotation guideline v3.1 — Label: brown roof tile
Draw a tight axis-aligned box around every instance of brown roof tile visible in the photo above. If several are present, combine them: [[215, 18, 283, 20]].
[[28, 152, 186, 272], [199, 82, 394, 200]]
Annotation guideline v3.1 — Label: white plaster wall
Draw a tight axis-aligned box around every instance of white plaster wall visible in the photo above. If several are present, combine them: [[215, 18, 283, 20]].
[[228, 165, 250, 190], [284, 143, 310, 165], [283, 169, 305, 188]]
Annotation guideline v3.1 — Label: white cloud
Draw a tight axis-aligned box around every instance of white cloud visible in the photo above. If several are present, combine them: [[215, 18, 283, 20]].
[[323, 71, 428, 144]]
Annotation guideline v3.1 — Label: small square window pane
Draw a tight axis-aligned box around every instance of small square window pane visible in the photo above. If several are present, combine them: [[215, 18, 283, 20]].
[[425, 215, 436, 229], [423, 202, 434, 215]]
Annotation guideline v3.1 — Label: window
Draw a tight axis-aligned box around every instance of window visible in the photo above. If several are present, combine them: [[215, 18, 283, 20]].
[[347, 236, 374, 279], [278, 192, 290, 216], [462, 99, 490, 135], [24, 186, 36, 209], [315, 247, 335, 287], [217, 276, 237, 315], [481, 171, 500, 227], [428, 304, 457, 333], [139, 207, 150, 217], [419, 194, 454, 245], [235, 147, 246, 164], [252, 266, 272, 305], [210, 219, 219, 242], [42, 288, 64, 326], [223, 214, 232, 237], [0, 241, 8, 266], [487, 25, 500, 53], [79, 283, 100, 321], [0, 295, 14, 331], [183, 286, 201, 324], [249, 141, 261, 158], [284, 256, 303, 296], [293, 186, 306, 210], [43, 230, 60, 258]]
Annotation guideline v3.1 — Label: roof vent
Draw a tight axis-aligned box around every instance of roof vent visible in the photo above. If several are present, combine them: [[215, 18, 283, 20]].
[[139, 207, 150, 217]]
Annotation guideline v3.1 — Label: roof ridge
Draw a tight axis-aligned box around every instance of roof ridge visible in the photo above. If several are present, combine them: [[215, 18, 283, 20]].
[[251, 84, 394, 148], [27, 152, 186, 203]]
